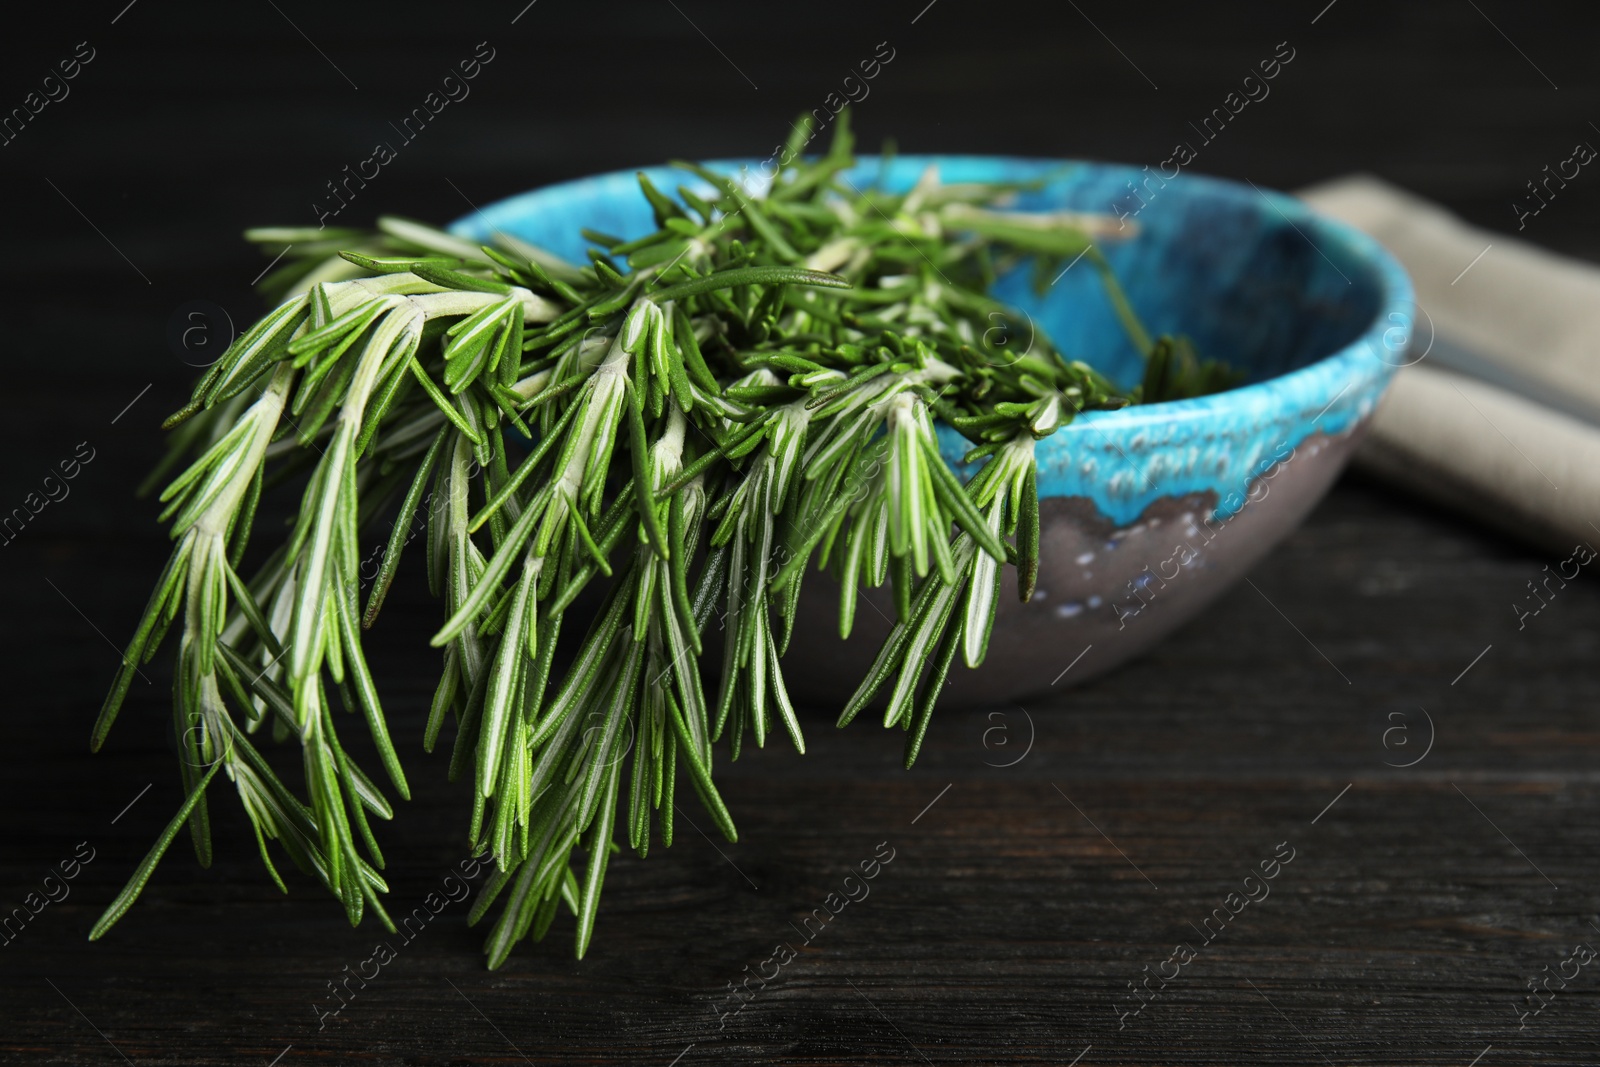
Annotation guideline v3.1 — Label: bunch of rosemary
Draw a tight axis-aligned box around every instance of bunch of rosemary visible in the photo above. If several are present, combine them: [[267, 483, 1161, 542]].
[[92, 113, 1233, 967]]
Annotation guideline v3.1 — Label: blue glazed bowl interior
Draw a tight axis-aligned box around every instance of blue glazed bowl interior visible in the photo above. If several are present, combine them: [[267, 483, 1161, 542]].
[[452, 157, 1410, 526]]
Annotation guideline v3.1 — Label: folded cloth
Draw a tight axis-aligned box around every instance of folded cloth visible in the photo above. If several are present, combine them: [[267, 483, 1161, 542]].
[[1298, 175, 1600, 554]]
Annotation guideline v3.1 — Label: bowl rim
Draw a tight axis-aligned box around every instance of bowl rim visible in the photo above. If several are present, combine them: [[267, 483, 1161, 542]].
[[448, 153, 1414, 443]]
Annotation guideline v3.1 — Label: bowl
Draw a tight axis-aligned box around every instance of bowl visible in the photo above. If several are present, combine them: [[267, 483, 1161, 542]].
[[451, 157, 1412, 707]]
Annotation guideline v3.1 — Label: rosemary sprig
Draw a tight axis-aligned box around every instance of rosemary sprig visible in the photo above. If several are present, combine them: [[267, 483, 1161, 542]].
[[94, 111, 1237, 966]]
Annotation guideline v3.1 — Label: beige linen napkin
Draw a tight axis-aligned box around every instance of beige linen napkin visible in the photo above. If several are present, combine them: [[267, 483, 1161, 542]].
[[1297, 175, 1600, 553]]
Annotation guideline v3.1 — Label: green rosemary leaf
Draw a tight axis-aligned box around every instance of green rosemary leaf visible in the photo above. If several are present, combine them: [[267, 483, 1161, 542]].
[[431, 484, 547, 647], [904, 613, 964, 769], [656, 426, 754, 499], [477, 563, 536, 798], [626, 392, 669, 559], [336, 743, 387, 869], [448, 653, 493, 787], [89, 759, 223, 940], [666, 685, 736, 842], [580, 227, 628, 250], [573, 762, 619, 960], [499, 302, 526, 386], [294, 342, 361, 443], [778, 114, 814, 178], [651, 265, 849, 304], [200, 295, 308, 407], [567, 505, 612, 577], [575, 638, 645, 833], [482, 859, 539, 968], [221, 559, 281, 660], [673, 184, 712, 225], [1086, 248, 1153, 357], [532, 570, 637, 748], [1017, 463, 1040, 602], [665, 497, 701, 654], [470, 397, 581, 533], [804, 360, 891, 411], [423, 645, 459, 754], [921, 434, 1006, 562], [412, 263, 513, 294], [218, 643, 296, 733], [837, 605, 913, 728], [355, 356, 417, 458], [962, 522, 1002, 669], [766, 620, 804, 754], [542, 480, 635, 617], [514, 258, 587, 306], [338, 250, 463, 274], [884, 556, 967, 728], [93, 538, 194, 750], [672, 305, 720, 392], [485, 384, 532, 439], [364, 427, 449, 627], [288, 298, 386, 359], [333, 583, 409, 799], [524, 371, 589, 411], [637, 171, 688, 228], [889, 551, 913, 621]]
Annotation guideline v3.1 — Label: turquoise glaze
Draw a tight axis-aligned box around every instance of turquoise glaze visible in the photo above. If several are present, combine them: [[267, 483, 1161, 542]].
[[450, 157, 1412, 527]]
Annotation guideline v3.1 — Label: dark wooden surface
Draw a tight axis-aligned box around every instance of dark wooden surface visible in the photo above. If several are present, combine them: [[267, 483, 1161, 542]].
[[4, 2, 1599, 1063]]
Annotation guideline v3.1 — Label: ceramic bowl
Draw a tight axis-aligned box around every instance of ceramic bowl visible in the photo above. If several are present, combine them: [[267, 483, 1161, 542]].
[[452, 157, 1412, 707]]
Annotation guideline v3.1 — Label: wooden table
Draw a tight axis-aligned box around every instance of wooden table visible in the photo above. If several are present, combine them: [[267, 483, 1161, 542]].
[[3, 1, 1597, 1062]]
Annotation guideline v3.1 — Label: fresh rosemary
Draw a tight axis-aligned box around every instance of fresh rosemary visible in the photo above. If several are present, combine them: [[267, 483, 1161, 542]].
[[93, 112, 1235, 967]]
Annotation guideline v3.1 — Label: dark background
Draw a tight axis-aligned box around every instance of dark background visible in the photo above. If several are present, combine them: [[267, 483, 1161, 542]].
[[3, 1, 1598, 1063]]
